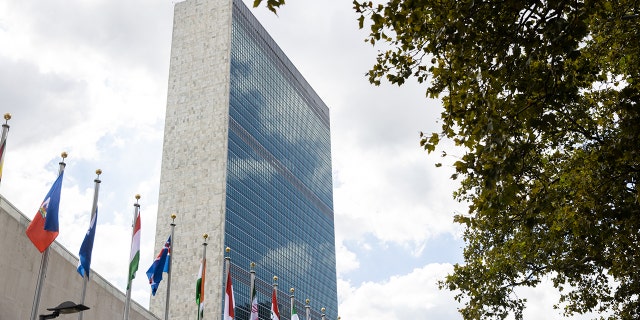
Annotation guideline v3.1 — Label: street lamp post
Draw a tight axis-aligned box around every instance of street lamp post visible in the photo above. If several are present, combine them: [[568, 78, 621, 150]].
[[39, 301, 89, 320]]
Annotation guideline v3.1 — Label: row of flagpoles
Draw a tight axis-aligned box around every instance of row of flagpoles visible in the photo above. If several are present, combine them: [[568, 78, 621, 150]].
[[2, 114, 336, 320], [219, 248, 334, 320], [20, 156, 150, 320], [149, 228, 334, 320], [0, 113, 146, 320]]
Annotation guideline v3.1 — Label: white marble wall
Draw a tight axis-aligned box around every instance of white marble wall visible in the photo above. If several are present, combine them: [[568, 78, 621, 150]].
[[150, 0, 232, 319]]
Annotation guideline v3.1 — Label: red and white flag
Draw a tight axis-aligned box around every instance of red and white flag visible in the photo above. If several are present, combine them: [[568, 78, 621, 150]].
[[270, 287, 280, 320], [223, 269, 235, 320]]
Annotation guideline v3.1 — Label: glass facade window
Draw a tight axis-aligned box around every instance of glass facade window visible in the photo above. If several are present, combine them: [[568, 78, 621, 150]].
[[223, 1, 338, 319]]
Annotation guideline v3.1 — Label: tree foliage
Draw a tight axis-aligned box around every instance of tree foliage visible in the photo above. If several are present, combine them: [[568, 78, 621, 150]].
[[252, 0, 285, 14], [349, 0, 640, 319]]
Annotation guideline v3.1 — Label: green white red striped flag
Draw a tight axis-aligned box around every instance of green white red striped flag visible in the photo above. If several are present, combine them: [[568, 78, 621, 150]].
[[127, 211, 141, 289], [250, 284, 258, 320], [291, 304, 300, 320], [196, 258, 206, 319]]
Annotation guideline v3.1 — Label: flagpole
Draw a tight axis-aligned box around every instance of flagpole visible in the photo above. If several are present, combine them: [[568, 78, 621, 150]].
[[305, 299, 310, 320], [0, 113, 12, 188], [249, 262, 256, 320], [164, 214, 176, 320], [197, 233, 208, 320], [78, 169, 101, 320], [30, 152, 67, 320], [123, 194, 141, 320], [290, 288, 295, 320]]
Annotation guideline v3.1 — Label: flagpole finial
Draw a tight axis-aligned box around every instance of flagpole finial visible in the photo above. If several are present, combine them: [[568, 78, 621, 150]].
[[250, 262, 255, 270], [305, 298, 310, 304], [3, 113, 10, 123], [290, 287, 294, 294], [171, 213, 176, 221], [225, 247, 231, 253], [273, 275, 278, 282], [321, 308, 325, 313], [203, 233, 208, 240], [61, 151, 68, 160], [94, 169, 102, 184], [135, 194, 141, 200]]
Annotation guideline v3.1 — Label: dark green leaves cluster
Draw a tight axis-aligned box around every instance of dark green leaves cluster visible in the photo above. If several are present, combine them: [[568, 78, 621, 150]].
[[251, 0, 286, 14], [354, 0, 639, 319]]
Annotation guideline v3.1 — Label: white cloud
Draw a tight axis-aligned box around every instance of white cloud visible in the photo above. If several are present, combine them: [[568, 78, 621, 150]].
[[335, 242, 359, 276], [337, 263, 462, 319]]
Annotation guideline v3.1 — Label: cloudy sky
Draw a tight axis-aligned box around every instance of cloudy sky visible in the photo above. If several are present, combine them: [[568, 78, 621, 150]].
[[0, 0, 598, 319]]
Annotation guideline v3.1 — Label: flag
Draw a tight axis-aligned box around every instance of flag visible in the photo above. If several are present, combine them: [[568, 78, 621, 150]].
[[270, 287, 280, 320], [0, 136, 6, 182], [26, 171, 64, 252], [127, 210, 141, 289], [224, 269, 235, 320], [146, 235, 171, 295], [77, 207, 98, 277], [291, 304, 299, 320], [250, 284, 259, 320], [196, 258, 206, 319]]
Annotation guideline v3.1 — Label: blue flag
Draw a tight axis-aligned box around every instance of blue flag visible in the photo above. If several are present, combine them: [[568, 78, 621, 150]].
[[77, 207, 98, 277], [146, 235, 171, 295]]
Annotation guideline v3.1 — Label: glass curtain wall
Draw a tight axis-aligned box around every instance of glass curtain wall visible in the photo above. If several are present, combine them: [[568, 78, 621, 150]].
[[223, 1, 338, 320]]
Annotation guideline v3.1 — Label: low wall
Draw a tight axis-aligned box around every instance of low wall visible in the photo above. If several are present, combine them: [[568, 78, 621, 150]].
[[0, 195, 158, 320]]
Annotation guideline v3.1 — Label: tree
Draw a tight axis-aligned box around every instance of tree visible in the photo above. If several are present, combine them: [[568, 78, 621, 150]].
[[350, 0, 640, 319], [254, 0, 640, 318]]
